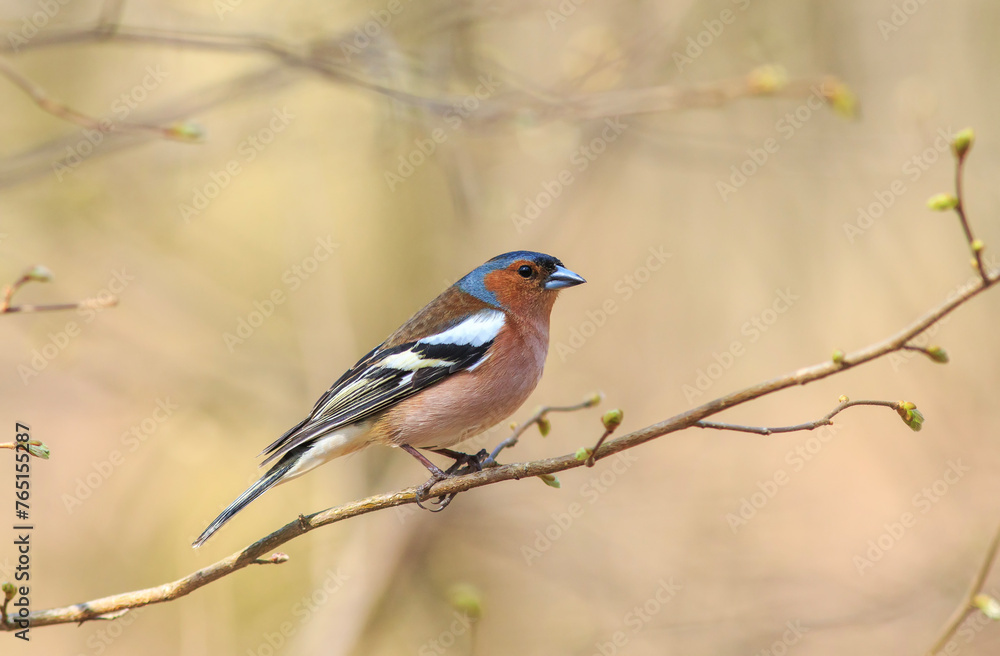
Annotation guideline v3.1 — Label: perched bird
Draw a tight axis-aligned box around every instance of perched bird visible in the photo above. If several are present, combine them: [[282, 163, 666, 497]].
[[193, 251, 585, 547]]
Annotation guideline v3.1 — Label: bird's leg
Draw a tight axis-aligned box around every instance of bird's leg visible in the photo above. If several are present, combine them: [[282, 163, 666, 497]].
[[401, 445, 489, 512], [400, 444, 455, 511], [401, 444, 449, 477]]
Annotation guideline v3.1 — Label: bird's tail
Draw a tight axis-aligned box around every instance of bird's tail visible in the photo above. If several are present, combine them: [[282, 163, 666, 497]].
[[192, 458, 294, 548]]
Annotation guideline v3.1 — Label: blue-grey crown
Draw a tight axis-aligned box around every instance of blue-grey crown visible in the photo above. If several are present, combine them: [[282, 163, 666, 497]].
[[456, 251, 563, 306]]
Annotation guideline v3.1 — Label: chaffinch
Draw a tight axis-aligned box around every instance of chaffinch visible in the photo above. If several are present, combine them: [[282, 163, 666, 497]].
[[193, 251, 585, 547]]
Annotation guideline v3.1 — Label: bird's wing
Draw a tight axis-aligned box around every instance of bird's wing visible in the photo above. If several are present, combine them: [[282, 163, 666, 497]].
[[258, 308, 505, 466]]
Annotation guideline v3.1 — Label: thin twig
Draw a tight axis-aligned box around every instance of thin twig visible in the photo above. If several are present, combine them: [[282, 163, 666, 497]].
[[2, 298, 118, 315], [901, 344, 946, 361], [1, 266, 120, 315], [926, 523, 1000, 655], [0, 285, 21, 312], [584, 428, 615, 467], [694, 399, 902, 435], [483, 395, 600, 466], [953, 149, 989, 283], [584, 410, 624, 467], [0, 65, 287, 189], [0, 57, 194, 141]]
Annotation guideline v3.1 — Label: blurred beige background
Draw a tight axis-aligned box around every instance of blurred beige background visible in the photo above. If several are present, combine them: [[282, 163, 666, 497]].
[[1, 0, 999, 654]]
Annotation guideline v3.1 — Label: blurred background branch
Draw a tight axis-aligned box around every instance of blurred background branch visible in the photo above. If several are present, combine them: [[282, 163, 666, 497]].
[[1, 265, 117, 315], [0, 56, 194, 141], [0, 7, 855, 188]]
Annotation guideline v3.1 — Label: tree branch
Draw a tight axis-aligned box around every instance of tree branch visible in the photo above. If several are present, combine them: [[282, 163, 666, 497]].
[[926, 523, 1000, 655], [484, 395, 602, 466], [4, 247, 995, 630]]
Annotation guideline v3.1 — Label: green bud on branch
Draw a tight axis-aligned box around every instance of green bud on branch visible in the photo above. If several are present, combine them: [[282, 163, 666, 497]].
[[601, 409, 624, 431], [974, 594, 1000, 620], [0, 440, 51, 458], [952, 128, 974, 159], [818, 76, 859, 119], [537, 417, 551, 437], [925, 346, 949, 364], [447, 583, 484, 620], [27, 440, 50, 459], [927, 193, 959, 211], [575, 447, 592, 461], [538, 473, 560, 489], [253, 552, 289, 565], [166, 122, 205, 142], [747, 65, 789, 95], [895, 401, 924, 432], [23, 265, 53, 283]]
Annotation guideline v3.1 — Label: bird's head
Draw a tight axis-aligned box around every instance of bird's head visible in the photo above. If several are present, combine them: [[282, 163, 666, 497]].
[[457, 251, 586, 315]]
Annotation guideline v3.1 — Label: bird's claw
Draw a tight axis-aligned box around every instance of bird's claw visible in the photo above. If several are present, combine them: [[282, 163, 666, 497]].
[[414, 472, 453, 512], [413, 449, 489, 511]]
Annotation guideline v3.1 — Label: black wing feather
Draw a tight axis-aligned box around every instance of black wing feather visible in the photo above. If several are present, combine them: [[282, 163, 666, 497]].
[[258, 337, 493, 467]]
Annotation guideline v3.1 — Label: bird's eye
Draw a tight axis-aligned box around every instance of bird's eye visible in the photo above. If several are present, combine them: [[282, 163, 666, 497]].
[[517, 265, 534, 278]]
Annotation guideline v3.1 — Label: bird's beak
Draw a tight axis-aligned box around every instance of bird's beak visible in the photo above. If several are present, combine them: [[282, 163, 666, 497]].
[[545, 264, 586, 290]]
